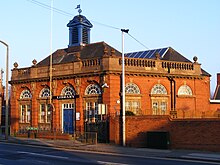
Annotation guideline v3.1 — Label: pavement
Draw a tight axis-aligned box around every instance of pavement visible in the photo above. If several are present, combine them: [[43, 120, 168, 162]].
[[1, 135, 220, 164]]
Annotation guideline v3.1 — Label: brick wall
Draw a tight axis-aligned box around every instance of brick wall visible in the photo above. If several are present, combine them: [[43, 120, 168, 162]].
[[111, 116, 220, 151]]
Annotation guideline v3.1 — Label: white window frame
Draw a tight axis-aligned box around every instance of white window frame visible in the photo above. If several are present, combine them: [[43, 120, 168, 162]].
[[125, 83, 140, 94], [20, 104, 31, 123], [85, 102, 99, 122], [39, 87, 50, 98], [85, 84, 101, 95], [39, 104, 52, 123], [178, 85, 193, 96], [20, 89, 32, 99]]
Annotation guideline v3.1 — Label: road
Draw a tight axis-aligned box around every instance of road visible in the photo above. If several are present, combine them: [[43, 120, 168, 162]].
[[0, 142, 219, 165]]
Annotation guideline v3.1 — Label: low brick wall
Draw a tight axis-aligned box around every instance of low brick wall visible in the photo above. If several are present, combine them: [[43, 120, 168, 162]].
[[170, 118, 220, 151], [111, 116, 220, 151]]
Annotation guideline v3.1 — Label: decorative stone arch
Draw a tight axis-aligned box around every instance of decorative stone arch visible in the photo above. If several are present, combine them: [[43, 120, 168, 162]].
[[125, 83, 141, 94], [85, 84, 102, 95], [178, 85, 192, 96], [20, 89, 32, 99], [61, 85, 76, 98], [39, 87, 50, 98], [151, 84, 167, 95]]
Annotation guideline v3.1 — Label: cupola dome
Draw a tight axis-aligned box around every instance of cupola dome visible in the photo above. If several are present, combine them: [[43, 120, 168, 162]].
[[67, 14, 93, 47]]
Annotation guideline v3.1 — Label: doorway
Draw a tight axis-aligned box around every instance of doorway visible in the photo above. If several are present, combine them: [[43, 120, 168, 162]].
[[62, 103, 75, 134]]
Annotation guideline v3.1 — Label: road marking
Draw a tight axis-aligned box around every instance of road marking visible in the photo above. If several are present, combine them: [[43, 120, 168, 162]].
[[189, 153, 220, 159], [135, 148, 171, 153], [17, 151, 69, 160], [97, 161, 129, 165]]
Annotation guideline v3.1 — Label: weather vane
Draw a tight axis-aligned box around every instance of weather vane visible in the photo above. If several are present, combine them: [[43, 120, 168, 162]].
[[75, 4, 82, 15]]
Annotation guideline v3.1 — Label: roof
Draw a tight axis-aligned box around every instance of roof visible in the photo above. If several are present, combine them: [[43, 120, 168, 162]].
[[125, 47, 190, 62], [36, 42, 210, 76], [36, 42, 121, 67], [67, 14, 93, 28], [125, 47, 210, 76], [213, 85, 220, 100]]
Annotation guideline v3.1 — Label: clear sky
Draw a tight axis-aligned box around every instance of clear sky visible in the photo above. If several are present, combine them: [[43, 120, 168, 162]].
[[0, 0, 219, 94]]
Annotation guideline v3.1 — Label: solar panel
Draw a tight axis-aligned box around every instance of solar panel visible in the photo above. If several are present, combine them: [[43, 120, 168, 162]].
[[148, 49, 157, 58], [139, 51, 148, 58], [143, 49, 154, 58], [136, 51, 144, 58], [125, 47, 169, 59]]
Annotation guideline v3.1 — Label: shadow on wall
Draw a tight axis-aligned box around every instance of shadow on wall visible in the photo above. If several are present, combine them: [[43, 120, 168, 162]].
[[116, 115, 220, 152]]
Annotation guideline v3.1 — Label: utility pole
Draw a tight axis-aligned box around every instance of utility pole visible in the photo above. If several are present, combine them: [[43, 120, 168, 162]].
[[0, 40, 9, 140], [121, 29, 129, 146]]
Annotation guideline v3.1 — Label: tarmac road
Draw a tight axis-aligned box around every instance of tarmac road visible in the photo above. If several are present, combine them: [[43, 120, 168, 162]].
[[0, 141, 220, 165]]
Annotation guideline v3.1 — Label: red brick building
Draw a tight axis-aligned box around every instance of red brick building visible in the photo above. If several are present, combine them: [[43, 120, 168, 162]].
[[0, 70, 4, 126], [9, 13, 220, 143], [213, 73, 220, 100]]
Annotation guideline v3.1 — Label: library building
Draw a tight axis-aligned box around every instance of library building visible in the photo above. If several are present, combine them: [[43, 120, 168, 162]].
[[9, 11, 220, 148]]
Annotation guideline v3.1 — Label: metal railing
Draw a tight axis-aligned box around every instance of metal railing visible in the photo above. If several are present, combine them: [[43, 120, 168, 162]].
[[10, 128, 97, 145]]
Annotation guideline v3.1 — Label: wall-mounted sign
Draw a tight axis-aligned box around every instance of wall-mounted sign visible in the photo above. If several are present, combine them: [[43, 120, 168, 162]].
[[76, 112, 80, 121], [52, 95, 79, 100]]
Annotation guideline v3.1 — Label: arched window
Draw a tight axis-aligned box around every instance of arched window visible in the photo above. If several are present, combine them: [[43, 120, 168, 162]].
[[85, 84, 101, 95], [151, 84, 167, 95], [124, 83, 141, 115], [125, 83, 140, 94], [39, 87, 50, 98], [19, 89, 32, 126], [84, 84, 102, 123], [61, 86, 76, 98], [178, 85, 192, 96], [150, 84, 168, 115], [20, 89, 32, 99]]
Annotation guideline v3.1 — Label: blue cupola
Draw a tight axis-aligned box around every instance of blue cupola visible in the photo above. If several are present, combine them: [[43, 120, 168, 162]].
[[67, 12, 93, 47]]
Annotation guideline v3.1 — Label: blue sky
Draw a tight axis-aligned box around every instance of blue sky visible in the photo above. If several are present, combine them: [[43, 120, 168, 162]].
[[0, 0, 219, 94]]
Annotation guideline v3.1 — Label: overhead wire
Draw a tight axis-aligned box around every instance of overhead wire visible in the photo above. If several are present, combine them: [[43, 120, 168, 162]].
[[26, 0, 149, 50], [27, 0, 72, 17], [127, 33, 149, 50]]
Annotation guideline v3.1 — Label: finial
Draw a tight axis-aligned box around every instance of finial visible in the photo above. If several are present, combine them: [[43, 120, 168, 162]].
[[193, 56, 198, 63], [155, 52, 160, 60], [13, 62, 18, 69], [32, 59, 37, 66], [75, 4, 82, 15]]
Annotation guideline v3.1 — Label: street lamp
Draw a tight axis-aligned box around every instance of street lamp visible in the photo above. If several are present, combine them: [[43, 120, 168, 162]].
[[121, 29, 129, 146], [0, 40, 9, 140]]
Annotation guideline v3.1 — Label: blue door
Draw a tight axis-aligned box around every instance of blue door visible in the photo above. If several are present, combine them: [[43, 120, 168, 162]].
[[63, 109, 74, 134]]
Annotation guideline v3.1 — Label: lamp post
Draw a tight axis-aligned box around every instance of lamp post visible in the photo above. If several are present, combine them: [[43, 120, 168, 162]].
[[121, 29, 129, 146], [0, 40, 9, 140]]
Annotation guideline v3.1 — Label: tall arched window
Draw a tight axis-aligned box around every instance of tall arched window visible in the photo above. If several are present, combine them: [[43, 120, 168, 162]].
[[151, 84, 167, 95], [150, 84, 168, 115], [61, 86, 76, 98], [85, 84, 101, 95], [20, 89, 32, 99], [178, 85, 192, 96], [19, 89, 32, 124], [39, 87, 50, 98], [39, 87, 51, 128], [125, 83, 141, 115], [84, 84, 102, 123], [125, 83, 140, 94]]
